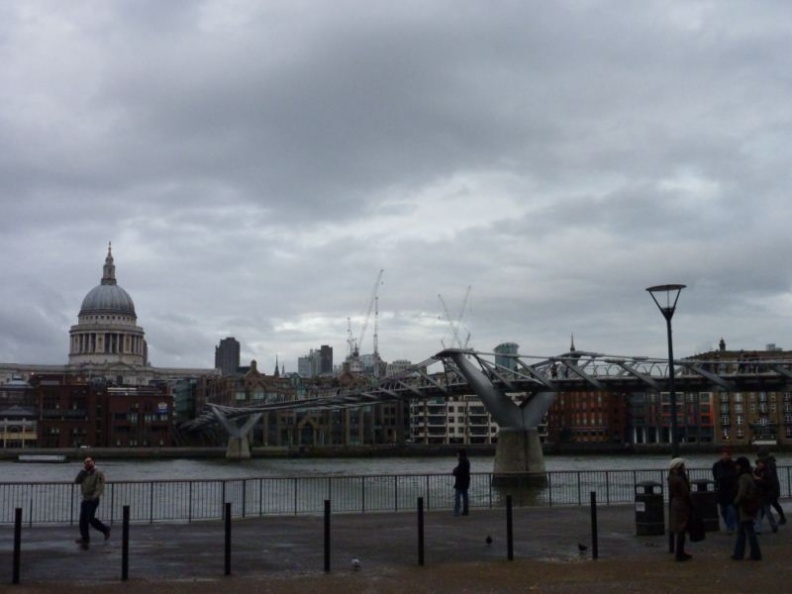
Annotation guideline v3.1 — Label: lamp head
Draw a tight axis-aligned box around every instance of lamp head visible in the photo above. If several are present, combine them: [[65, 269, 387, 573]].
[[646, 284, 686, 320]]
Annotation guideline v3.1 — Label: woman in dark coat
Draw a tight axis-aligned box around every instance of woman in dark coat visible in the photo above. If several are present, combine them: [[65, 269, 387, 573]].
[[668, 457, 693, 561], [733, 456, 762, 560]]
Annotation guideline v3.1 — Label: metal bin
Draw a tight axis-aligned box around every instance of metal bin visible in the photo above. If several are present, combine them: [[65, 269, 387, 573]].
[[691, 478, 720, 532], [635, 481, 665, 536]]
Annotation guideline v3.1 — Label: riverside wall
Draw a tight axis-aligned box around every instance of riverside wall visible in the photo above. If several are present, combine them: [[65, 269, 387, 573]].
[[2, 441, 787, 462]]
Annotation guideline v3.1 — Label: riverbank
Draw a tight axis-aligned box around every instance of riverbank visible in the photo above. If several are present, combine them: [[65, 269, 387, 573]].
[[1, 441, 786, 462]]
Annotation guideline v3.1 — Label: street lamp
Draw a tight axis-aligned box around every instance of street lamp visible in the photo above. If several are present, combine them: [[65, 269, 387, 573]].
[[646, 284, 686, 458]]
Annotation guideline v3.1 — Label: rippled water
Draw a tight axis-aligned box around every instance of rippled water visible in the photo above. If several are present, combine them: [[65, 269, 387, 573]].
[[5, 451, 790, 483]]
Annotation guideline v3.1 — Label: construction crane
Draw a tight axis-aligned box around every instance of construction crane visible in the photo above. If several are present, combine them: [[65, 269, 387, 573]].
[[349, 269, 385, 359], [438, 286, 472, 349]]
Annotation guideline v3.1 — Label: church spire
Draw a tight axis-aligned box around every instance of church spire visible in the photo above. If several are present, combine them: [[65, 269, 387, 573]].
[[101, 242, 117, 286]]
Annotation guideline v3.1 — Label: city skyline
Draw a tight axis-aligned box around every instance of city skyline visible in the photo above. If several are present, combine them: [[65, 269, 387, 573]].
[[3, 2, 792, 370]]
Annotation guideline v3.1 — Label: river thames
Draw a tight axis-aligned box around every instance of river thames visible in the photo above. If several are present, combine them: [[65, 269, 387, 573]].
[[5, 452, 792, 483]]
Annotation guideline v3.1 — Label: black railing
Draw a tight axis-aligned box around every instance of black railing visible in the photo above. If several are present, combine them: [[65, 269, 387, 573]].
[[2, 466, 789, 526]]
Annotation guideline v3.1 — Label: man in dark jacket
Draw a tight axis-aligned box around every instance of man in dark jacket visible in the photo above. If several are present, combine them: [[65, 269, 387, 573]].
[[757, 449, 786, 525], [712, 448, 738, 533], [452, 449, 470, 516]]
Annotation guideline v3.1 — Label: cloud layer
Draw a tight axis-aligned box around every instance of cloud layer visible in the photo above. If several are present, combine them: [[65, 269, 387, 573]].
[[3, 1, 792, 369]]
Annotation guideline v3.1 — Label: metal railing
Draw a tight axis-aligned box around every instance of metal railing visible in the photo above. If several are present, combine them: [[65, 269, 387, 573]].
[[3, 466, 789, 526]]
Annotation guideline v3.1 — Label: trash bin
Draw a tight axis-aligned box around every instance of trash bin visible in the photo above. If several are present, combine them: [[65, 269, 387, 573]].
[[635, 481, 665, 536], [691, 478, 720, 532]]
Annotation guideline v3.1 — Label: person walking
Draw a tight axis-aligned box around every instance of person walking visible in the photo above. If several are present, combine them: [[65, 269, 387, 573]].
[[74, 457, 110, 549], [712, 448, 739, 534], [757, 449, 786, 525], [732, 456, 761, 561], [452, 448, 470, 516], [668, 457, 693, 561], [753, 457, 778, 534]]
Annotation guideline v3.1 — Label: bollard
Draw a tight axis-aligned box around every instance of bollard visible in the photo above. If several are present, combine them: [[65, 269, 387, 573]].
[[590, 491, 598, 560], [122, 506, 130, 581], [417, 497, 425, 566], [224, 502, 232, 576], [506, 495, 514, 561], [13, 507, 22, 585], [323, 500, 331, 573]]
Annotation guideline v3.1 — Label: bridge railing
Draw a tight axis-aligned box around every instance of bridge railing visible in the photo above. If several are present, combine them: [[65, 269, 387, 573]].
[[3, 466, 790, 526]]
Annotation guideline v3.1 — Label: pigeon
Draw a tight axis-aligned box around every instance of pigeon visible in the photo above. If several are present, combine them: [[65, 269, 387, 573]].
[[351, 558, 362, 571], [577, 543, 588, 552], [485, 535, 493, 546]]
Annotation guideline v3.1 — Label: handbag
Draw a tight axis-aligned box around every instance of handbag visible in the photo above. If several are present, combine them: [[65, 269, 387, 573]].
[[688, 514, 706, 542]]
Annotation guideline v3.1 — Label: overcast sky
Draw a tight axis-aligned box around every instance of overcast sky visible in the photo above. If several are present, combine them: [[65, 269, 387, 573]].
[[2, 1, 792, 372]]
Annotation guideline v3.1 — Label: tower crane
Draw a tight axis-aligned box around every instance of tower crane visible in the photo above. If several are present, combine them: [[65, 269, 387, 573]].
[[350, 269, 384, 359], [438, 286, 472, 349]]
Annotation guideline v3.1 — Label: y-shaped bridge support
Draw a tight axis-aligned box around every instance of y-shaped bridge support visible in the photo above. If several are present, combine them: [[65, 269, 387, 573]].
[[440, 350, 556, 485], [211, 407, 263, 460]]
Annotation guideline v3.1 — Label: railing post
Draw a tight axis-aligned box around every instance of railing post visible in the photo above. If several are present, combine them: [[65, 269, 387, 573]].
[[149, 482, 154, 524], [506, 495, 514, 561], [242, 479, 247, 518], [361, 477, 366, 513], [188, 481, 193, 523], [13, 507, 21, 584], [224, 502, 232, 576], [394, 475, 398, 512], [323, 500, 331, 573], [590, 491, 598, 560], [417, 497, 425, 566], [121, 505, 130, 581]]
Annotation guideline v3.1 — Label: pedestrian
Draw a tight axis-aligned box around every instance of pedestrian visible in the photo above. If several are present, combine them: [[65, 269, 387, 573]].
[[757, 449, 786, 526], [753, 457, 778, 534], [452, 448, 470, 516], [732, 456, 761, 561], [712, 448, 739, 534], [667, 457, 693, 562], [74, 457, 110, 549]]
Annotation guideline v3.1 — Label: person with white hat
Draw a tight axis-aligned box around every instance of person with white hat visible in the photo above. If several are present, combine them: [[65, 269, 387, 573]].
[[668, 457, 693, 561]]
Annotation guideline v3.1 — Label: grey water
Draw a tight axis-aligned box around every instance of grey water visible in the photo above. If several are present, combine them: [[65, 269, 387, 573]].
[[5, 452, 790, 483]]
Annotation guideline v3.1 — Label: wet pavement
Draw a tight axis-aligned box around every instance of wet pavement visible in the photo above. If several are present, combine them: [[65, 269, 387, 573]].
[[2, 503, 789, 586]]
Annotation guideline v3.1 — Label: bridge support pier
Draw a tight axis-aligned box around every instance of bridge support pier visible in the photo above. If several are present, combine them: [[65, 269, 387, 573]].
[[493, 427, 546, 486], [226, 436, 253, 460], [211, 407, 262, 461]]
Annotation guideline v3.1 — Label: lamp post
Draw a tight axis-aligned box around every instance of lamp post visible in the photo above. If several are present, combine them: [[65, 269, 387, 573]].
[[646, 284, 686, 458]]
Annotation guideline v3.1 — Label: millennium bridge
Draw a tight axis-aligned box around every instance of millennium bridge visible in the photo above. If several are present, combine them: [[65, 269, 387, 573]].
[[183, 347, 792, 480]]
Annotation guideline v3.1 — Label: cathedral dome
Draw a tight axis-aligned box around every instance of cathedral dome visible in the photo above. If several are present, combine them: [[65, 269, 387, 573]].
[[80, 284, 136, 316], [78, 244, 137, 318]]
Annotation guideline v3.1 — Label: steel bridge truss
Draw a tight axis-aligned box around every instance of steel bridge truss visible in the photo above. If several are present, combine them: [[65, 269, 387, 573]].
[[183, 348, 792, 433]]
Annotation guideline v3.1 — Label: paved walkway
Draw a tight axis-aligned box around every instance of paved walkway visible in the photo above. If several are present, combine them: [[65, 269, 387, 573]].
[[2, 503, 790, 590]]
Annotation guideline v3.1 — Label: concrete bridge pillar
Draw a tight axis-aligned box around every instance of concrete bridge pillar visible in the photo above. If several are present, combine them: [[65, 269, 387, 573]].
[[210, 407, 262, 461], [493, 427, 546, 486], [437, 349, 556, 483], [226, 436, 253, 460]]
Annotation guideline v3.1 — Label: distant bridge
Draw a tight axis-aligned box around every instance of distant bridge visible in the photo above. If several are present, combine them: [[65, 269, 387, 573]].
[[182, 348, 792, 442]]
